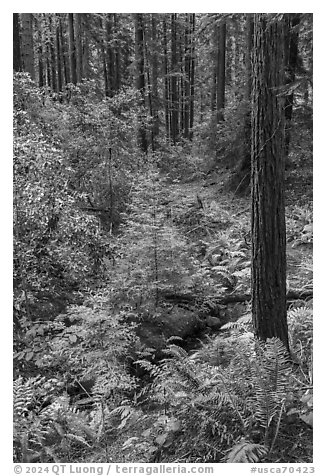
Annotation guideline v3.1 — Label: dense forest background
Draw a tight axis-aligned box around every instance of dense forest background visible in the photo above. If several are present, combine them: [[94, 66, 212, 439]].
[[12, 12, 313, 464]]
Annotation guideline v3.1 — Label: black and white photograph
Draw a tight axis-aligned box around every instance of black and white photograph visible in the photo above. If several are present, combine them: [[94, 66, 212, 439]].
[[12, 6, 314, 468]]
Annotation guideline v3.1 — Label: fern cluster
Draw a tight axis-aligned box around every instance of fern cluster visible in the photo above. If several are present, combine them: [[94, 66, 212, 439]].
[[128, 302, 312, 464], [14, 376, 94, 462]]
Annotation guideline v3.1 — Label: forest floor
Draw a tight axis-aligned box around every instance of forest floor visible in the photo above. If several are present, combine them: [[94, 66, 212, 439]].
[[134, 160, 313, 354], [101, 158, 313, 464]]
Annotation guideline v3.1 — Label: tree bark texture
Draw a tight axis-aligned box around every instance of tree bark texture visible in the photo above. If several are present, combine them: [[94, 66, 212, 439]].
[[170, 14, 179, 144], [189, 14, 195, 139], [13, 13, 22, 72], [56, 16, 63, 92], [21, 13, 35, 79], [68, 13, 77, 84], [284, 13, 301, 156], [151, 14, 160, 146], [216, 20, 226, 121], [74, 13, 83, 83], [163, 17, 170, 138], [251, 14, 289, 350], [48, 15, 57, 92], [134, 13, 148, 153]]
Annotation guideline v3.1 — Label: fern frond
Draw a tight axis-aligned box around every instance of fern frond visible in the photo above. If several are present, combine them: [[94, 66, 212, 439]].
[[221, 313, 252, 331], [163, 344, 189, 360], [250, 339, 291, 433], [223, 439, 267, 463]]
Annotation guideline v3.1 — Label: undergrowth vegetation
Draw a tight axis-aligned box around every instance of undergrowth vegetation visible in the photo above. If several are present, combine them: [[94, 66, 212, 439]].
[[13, 73, 313, 464]]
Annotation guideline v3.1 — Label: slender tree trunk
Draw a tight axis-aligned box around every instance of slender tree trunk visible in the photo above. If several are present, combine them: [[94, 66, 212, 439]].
[[189, 14, 195, 139], [105, 15, 115, 94], [211, 23, 218, 112], [163, 17, 170, 138], [284, 13, 301, 157], [46, 43, 51, 88], [228, 14, 253, 192], [21, 13, 35, 79], [134, 13, 148, 153], [143, 23, 156, 151], [251, 14, 289, 350], [82, 16, 90, 80], [113, 14, 121, 91], [37, 15, 44, 87], [179, 25, 184, 136], [183, 14, 191, 139], [68, 13, 77, 84], [101, 17, 109, 97], [60, 16, 70, 85], [242, 14, 254, 174], [151, 14, 160, 147], [48, 15, 57, 92], [171, 13, 179, 144], [13, 13, 22, 72], [75, 13, 83, 83], [216, 20, 226, 122], [56, 15, 63, 92]]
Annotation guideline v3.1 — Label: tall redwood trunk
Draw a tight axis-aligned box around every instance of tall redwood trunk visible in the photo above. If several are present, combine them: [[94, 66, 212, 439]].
[[60, 16, 70, 85], [163, 17, 170, 138], [68, 13, 77, 84], [189, 13, 195, 139], [37, 15, 44, 87], [75, 13, 83, 83], [284, 13, 301, 157], [105, 15, 115, 95], [56, 15, 63, 93], [184, 14, 191, 139], [113, 14, 121, 91], [21, 13, 35, 79], [170, 13, 179, 144], [134, 13, 148, 153], [13, 13, 22, 72], [251, 14, 289, 350], [48, 15, 57, 92], [216, 20, 226, 122], [151, 14, 160, 146]]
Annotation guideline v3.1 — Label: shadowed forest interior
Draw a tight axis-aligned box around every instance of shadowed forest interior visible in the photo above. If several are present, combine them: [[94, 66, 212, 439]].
[[13, 13, 313, 464]]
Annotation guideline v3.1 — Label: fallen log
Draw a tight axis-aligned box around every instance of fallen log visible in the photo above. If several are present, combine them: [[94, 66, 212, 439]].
[[162, 289, 313, 306]]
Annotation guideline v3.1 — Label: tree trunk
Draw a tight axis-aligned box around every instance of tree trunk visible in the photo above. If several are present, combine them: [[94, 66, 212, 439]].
[[21, 13, 35, 79], [211, 23, 218, 113], [228, 14, 253, 193], [251, 14, 289, 350], [74, 13, 83, 83], [105, 15, 115, 95], [60, 16, 70, 85], [113, 14, 121, 91], [48, 15, 57, 92], [184, 14, 191, 139], [101, 17, 109, 97], [13, 13, 22, 72], [242, 14, 254, 174], [171, 13, 179, 144], [37, 15, 45, 87], [189, 14, 195, 139], [151, 14, 160, 147], [163, 17, 170, 138], [284, 13, 301, 157], [134, 13, 148, 153], [82, 15, 90, 80], [216, 20, 226, 122], [68, 13, 77, 84], [56, 15, 63, 93]]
